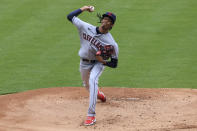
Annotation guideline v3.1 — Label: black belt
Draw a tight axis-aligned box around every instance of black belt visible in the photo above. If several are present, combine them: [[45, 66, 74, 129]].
[[82, 59, 96, 63]]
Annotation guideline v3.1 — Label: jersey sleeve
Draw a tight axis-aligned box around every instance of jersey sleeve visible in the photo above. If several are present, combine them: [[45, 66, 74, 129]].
[[72, 16, 87, 30], [112, 43, 119, 59]]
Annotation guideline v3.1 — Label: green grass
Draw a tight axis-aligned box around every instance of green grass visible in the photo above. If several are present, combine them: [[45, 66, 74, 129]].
[[0, 0, 197, 94]]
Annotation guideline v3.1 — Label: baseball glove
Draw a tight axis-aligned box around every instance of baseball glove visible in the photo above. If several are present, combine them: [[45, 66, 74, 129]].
[[96, 45, 114, 60]]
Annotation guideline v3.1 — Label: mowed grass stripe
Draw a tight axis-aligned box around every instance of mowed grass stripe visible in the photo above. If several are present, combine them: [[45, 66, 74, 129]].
[[135, 1, 196, 88], [0, 0, 50, 40], [0, 0, 51, 67], [136, 0, 197, 88], [0, 1, 73, 92]]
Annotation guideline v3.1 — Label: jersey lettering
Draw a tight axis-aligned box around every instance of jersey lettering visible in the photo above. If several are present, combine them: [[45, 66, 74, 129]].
[[87, 35, 92, 41], [83, 32, 103, 49], [91, 38, 97, 45]]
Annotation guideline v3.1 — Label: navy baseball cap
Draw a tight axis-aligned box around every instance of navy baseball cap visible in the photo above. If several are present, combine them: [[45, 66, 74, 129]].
[[102, 12, 116, 24]]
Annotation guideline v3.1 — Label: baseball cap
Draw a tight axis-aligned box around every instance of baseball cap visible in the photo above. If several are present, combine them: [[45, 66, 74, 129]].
[[102, 12, 116, 24]]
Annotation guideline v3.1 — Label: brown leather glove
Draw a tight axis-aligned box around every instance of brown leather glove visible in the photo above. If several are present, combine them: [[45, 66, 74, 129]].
[[96, 45, 114, 60]]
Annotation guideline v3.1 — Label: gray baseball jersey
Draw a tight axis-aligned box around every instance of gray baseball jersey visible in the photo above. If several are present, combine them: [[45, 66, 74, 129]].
[[72, 16, 119, 60], [70, 15, 118, 117]]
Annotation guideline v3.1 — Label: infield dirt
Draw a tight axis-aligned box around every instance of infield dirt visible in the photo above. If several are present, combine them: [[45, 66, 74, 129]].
[[0, 87, 197, 131]]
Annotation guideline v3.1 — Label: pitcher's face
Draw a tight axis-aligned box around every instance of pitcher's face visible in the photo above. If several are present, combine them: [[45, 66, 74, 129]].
[[101, 17, 114, 30]]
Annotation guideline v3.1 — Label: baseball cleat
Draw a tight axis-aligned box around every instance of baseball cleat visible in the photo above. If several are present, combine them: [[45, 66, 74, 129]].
[[84, 116, 96, 126], [97, 91, 106, 102]]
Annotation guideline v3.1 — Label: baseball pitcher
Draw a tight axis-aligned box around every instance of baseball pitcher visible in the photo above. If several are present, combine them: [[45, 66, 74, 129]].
[[67, 5, 119, 126]]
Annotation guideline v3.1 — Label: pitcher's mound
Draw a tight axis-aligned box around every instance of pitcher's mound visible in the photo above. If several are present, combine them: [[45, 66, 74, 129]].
[[0, 87, 197, 131]]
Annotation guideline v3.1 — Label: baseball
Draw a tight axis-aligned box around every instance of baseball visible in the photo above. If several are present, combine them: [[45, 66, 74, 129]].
[[89, 6, 95, 12]]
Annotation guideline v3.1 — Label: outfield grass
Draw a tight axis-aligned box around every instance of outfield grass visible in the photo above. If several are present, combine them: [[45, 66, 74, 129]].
[[0, 0, 196, 94]]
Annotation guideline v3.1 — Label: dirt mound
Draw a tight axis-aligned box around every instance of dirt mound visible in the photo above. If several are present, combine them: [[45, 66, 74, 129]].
[[0, 87, 197, 131]]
